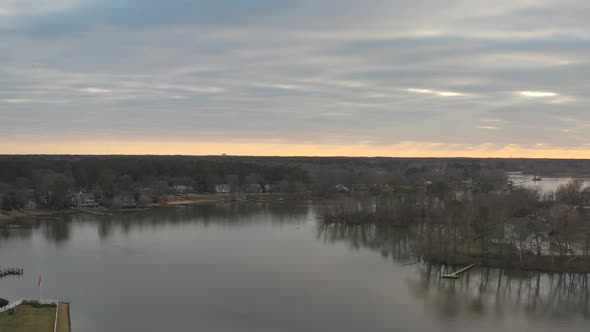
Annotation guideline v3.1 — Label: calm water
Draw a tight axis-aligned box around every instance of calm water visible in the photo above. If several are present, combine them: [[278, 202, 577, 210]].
[[507, 172, 590, 194], [0, 203, 588, 332]]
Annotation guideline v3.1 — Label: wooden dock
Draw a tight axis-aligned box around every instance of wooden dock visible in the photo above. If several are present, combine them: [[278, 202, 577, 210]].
[[441, 264, 477, 279], [56, 302, 71, 332], [0, 268, 23, 278]]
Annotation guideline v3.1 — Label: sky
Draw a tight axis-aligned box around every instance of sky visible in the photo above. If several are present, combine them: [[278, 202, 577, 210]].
[[1, 0, 589, 157]]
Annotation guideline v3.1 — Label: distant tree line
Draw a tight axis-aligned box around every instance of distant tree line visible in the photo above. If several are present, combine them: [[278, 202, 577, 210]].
[[0, 155, 310, 210], [3, 155, 590, 212]]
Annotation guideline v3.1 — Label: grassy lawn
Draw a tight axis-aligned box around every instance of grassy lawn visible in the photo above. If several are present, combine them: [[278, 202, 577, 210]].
[[0, 304, 56, 332]]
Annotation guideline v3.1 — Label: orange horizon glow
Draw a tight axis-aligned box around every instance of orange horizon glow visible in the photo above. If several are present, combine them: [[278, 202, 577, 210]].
[[1, 140, 590, 159]]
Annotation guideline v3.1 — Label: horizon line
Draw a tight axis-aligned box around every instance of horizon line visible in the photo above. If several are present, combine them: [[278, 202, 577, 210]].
[[0, 153, 588, 161]]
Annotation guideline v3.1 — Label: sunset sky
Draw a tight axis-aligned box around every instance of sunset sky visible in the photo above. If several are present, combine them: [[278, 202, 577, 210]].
[[1, 0, 589, 157]]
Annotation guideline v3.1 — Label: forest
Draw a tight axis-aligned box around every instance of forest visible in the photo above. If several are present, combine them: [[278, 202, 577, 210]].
[[1, 155, 590, 211]]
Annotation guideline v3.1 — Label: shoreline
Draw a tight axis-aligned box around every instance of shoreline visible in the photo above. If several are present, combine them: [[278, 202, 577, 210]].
[[0, 209, 67, 223], [511, 172, 590, 179], [0, 192, 313, 223], [423, 253, 590, 274]]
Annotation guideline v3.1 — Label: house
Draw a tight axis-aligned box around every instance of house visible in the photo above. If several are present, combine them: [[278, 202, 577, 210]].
[[115, 194, 137, 209], [172, 185, 192, 194], [263, 184, 280, 193], [335, 184, 350, 193], [215, 184, 231, 193], [25, 199, 38, 210], [194, 184, 208, 193], [243, 184, 262, 193], [504, 216, 551, 255], [137, 187, 160, 203], [351, 184, 369, 191], [76, 192, 99, 208]]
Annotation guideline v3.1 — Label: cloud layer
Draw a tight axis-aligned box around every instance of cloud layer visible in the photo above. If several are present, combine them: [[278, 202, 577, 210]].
[[1, 0, 589, 156]]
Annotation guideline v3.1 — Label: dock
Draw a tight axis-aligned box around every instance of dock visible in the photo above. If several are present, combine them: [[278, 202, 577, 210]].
[[72, 207, 112, 216], [56, 302, 71, 332], [0, 268, 23, 278], [441, 264, 477, 279]]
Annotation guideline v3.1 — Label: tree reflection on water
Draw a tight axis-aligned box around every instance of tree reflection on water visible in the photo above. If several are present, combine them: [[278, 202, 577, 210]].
[[316, 222, 590, 319]]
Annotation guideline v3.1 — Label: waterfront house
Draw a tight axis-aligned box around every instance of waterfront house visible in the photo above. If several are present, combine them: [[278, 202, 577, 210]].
[[25, 199, 38, 210], [351, 184, 369, 191], [172, 185, 192, 194], [504, 216, 551, 255], [114, 194, 138, 209], [243, 184, 262, 193], [215, 184, 231, 193], [76, 192, 99, 208], [335, 184, 350, 193]]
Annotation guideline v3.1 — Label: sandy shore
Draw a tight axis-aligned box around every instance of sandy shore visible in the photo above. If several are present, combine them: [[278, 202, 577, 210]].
[[1, 193, 311, 222], [0, 209, 60, 222]]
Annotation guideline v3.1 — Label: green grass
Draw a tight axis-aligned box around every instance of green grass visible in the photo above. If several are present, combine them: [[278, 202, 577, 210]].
[[0, 304, 56, 332]]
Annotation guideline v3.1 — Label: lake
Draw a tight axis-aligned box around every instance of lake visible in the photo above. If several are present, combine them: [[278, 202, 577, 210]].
[[0, 202, 588, 332], [507, 172, 590, 195]]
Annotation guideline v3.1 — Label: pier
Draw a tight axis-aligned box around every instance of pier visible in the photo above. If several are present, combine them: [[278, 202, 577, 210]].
[[0, 268, 23, 278], [441, 264, 478, 279]]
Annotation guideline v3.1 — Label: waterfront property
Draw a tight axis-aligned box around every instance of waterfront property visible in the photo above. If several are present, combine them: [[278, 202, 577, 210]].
[[243, 184, 263, 193], [172, 185, 192, 194], [335, 184, 350, 193], [113, 193, 138, 209], [214, 184, 231, 193], [76, 192, 99, 208], [504, 215, 551, 255], [0, 300, 70, 332]]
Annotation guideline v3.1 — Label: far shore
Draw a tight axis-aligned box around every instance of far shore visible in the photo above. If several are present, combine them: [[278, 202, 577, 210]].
[[0, 209, 65, 222], [513, 172, 590, 178], [0, 192, 312, 223], [544, 173, 590, 178]]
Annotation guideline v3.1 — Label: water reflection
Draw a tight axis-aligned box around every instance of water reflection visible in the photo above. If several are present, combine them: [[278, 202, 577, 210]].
[[411, 264, 590, 320], [317, 222, 590, 320], [316, 222, 416, 263], [2, 202, 312, 244]]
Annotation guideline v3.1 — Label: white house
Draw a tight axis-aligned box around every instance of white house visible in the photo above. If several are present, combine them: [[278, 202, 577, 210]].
[[215, 184, 231, 193], [25, 199, 38, 210], [172, 185, 192, 194], [335, 184, 350, 193], [76, 192, 99, 208]]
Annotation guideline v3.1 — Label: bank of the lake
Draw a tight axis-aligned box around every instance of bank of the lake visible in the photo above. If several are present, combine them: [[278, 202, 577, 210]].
[[1, 192, 313, 224]]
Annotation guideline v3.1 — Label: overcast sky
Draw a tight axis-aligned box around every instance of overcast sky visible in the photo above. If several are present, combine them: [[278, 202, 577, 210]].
[[1, 0, 589, 156]]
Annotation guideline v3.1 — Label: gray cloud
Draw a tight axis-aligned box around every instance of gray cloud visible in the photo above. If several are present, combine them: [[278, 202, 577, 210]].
[[1, 0, 589, 152]]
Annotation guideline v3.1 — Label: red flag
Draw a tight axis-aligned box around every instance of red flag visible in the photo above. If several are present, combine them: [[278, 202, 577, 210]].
[[38, 275, 42, 288]]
